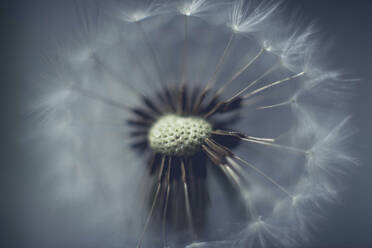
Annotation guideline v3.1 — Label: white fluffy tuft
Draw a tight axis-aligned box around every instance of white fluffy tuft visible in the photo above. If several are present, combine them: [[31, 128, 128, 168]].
[[228, 0, 281, 34]]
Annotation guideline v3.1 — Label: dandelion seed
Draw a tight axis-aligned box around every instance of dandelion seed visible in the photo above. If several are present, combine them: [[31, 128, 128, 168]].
[[29, 0, 355, 247]]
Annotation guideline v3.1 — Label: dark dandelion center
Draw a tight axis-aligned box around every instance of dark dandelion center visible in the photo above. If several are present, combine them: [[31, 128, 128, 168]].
[[127, 84, 247, 244]]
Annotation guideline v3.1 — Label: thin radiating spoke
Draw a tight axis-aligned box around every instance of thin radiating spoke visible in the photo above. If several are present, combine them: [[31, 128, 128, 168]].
[[216, 47, 265, 96], [137, 155, 166, 248], [136, 22, 166, 88], [232, 155, 294, 198], [202, 144, 223, 165], [243, 136, 275, 143], [181, 15, 189, 85], [192, 33, 235, 113], [212, 129, 274, 142], [212, 129, 307, 155], [181, 159, 196, 241], [92, 55, 142, 95], [224, 165, 243, 188], [224, 158, 258, 219], [202, 139, 262, 223], [177, 84, 186, 114], [205, 47, 264, 115], [71, 84, 131, 111], [242, 137, 307, 154], [256, 99, 292, 110], [243, 71, 305, 99], [202, 140, 260, 220], [162, 157, 172, 247], [225, 61, 281, 104], [203, 61, 281, 118], [205, 33, 236, 90]]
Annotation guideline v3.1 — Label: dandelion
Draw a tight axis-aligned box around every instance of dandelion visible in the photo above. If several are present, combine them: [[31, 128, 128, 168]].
[[28, 0, 355, 247]]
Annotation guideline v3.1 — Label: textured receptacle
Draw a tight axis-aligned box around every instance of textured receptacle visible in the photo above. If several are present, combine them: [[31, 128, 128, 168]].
[[148, 114, 212, 156]]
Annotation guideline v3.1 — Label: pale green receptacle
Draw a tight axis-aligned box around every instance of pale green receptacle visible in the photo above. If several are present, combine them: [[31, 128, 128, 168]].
[[148, 114, 212, 156]]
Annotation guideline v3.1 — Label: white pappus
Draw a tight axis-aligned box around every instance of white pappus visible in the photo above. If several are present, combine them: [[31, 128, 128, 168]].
[[26, 0, 356, 247]]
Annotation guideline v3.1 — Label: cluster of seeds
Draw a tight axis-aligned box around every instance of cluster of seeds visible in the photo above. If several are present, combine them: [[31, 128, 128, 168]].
[[148, 114, 212, 156]]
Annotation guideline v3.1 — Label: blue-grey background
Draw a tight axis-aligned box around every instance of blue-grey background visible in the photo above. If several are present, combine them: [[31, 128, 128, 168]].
[[2, 0, 372, 247]]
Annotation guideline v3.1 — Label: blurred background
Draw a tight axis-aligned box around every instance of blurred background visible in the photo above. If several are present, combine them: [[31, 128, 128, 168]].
[[2, 0, 372, 247]]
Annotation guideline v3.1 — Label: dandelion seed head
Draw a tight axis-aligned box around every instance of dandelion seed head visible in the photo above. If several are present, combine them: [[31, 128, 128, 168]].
[[26, 0, 356, 247]]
